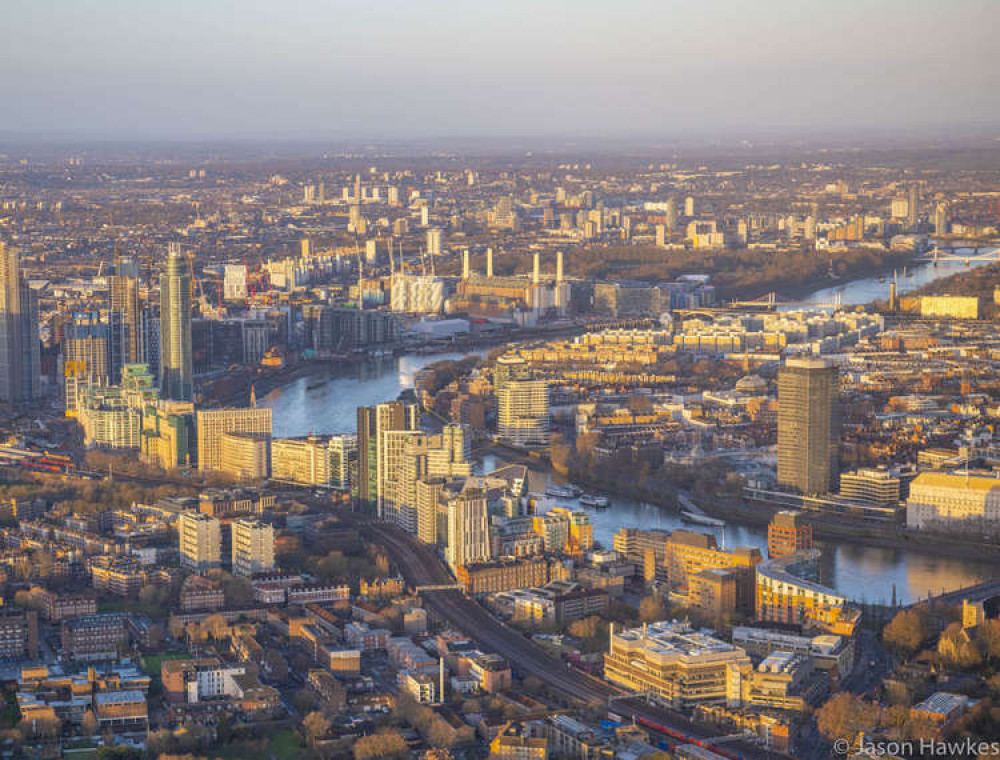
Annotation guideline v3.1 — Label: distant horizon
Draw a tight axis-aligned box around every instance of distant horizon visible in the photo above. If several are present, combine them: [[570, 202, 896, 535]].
[[3, 0, 997, 143], [2, 120, 1000, 145], [3, 124, 1000, 160]]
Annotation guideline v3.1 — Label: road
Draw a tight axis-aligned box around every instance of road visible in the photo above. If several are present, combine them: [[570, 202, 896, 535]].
[[840, 628, 893, 698], [361, 519, 781, 759]]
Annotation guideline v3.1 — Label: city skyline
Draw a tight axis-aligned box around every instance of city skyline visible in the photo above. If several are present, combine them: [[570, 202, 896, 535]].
[[1, 2, 1000, 749]]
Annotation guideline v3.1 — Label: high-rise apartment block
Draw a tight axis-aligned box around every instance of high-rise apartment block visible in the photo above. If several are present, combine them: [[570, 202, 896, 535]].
[[63, 313, 110, 415], [493, 355, 529, 390], [63, 312, 111, 386], [110, 253, 144, 373], [497, 379, 549, 446], [0, 243, 41, 403], [356, 401, 418, 516], [77, 364, 159, 449], [178, 512, 222, 571], [907, 184, 920, 228], [160, 243, 193, 401], [386, 424, 473, 536], [777, 358, 838, 494], [141, 400, 195, 469], [271, 434, 357, 489], [231, 518, 275, 576], [196, 407, 273, 472], [220, 431, 271, 480], [381, 429, 423, 530], [445, 487, 491, 571], [415, 477, 447, 546], [933, 202, 949, 236]]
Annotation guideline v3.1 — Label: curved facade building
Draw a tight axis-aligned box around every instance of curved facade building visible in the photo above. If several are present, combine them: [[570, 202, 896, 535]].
[[755, 549, 854, 635]]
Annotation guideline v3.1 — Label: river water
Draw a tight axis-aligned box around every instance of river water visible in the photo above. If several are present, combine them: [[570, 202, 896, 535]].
[[474, 454, 994, 607], [792, 253, 994, 307], [262, 352, 476, 438], [262, 258, 999, 604]]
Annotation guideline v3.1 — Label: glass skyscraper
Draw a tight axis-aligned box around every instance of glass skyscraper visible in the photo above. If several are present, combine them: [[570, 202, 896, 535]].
[[159, 243, 193, 401]]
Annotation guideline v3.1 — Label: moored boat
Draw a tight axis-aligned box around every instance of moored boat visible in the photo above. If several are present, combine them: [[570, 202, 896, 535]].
[[680, 510, 725, 527], [545, 484, 578, 498]]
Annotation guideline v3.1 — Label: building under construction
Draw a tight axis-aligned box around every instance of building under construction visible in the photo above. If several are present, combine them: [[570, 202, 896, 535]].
[[390, 274, 446, 314]]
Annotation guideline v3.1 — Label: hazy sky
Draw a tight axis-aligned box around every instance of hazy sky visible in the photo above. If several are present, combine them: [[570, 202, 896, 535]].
[[2, 0, 997, 140]]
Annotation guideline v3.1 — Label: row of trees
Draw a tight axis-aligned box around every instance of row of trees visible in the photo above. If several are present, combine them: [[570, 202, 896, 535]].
[[883, 607, 1000, 668], [352, 730, 409, 760], [816, 692, 940, 744], [552, 429, 742, 509], [304, 548, 390, 586], [393, 694, 474, 749], [442, 244, 913, 300], [416, 356, 482, 396]]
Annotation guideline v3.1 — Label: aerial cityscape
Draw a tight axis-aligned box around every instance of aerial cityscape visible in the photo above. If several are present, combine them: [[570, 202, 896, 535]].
[[1, 2, 999, 760]]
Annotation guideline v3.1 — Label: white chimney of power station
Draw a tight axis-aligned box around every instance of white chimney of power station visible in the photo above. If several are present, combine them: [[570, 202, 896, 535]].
[[462, 249, 470, 280], [486, 247, 494, 278], [556, 251, 564, 284], [532, 252, 540, 285], [438, 657, 445, 704]]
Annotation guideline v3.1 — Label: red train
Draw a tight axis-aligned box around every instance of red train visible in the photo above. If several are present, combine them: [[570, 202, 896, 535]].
[[0, 447, 74, 475], [636, 716, 748, 760]]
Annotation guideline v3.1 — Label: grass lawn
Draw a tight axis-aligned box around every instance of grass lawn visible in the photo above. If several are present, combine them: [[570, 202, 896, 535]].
[[269, 729, 300, 760], [139, 652, 191, 676], [63, 751, 98, 760], [97, 598, 134, 614], [0, 691, 20, 729], [212, 728, 300, 760]]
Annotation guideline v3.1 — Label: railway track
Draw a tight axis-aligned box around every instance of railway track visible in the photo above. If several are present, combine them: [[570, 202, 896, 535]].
[[362, 519, 780, 759]]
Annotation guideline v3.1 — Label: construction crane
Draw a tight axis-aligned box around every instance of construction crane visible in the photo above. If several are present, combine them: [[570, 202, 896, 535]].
[[194, 273, 214, 317], [244, 256, 256, 302], [186, 250, 197, 303]]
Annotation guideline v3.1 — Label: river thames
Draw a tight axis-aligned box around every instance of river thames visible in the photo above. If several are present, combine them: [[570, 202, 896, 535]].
[[261, 254, 1000, 604]]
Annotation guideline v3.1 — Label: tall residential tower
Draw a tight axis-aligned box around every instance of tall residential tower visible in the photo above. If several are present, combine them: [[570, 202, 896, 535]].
[[110, 252, 144, 377], [159, 243, 193, 401], [777, 357, 838, 494], [0, 243, 41, 403], [356, 401, 418, 516]]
